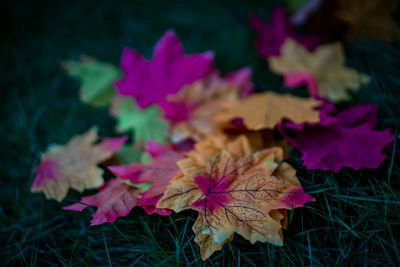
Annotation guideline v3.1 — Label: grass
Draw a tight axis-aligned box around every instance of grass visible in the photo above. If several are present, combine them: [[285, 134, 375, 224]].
[[1, 0, 399, 265]]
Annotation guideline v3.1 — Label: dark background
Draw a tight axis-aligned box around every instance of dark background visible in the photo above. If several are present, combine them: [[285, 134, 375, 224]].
[[1, 0, 399, 266]]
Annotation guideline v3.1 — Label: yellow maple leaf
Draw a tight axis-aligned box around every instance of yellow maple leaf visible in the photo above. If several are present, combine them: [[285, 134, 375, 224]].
[[335, 0, 400, 42], [157, 136, 314, 260], [215, 91, 321, 130], [31, 127, 127, 201], [268, 39, 370, 102]]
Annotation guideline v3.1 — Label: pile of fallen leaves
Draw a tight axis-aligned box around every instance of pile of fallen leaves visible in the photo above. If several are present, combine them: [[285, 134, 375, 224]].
[[31, 2, 397, 261]]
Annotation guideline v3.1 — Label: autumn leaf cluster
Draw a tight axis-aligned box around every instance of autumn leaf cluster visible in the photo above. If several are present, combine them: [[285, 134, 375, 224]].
[[32, 2, 396, 261]]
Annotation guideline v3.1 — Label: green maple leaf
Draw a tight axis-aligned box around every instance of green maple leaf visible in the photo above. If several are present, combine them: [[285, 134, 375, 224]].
[[62, 56, 120, 107], [112, 97, 168, 145], [114, 145, 144, 164]]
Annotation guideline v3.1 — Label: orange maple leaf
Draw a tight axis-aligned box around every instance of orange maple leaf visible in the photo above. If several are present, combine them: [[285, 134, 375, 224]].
[[215, 91, 321, 130], [157, 136, 314, 260]]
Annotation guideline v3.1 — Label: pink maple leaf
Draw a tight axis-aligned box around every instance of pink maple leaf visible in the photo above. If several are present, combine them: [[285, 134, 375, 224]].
[[63, 179, 140, 225], [109, 142, 183, 215], [249, 6, 320, 58], [221, 67, 254, 97], [283, 72, 320, 97]]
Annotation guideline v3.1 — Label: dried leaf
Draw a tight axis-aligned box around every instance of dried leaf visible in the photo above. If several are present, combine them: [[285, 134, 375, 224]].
[[335, 0, 400, 42], [63, 179, 140, 225], [269, 39, 370, 102], [110, 96, 168, 145], [31, 128, 127, 201], [215, 91, 321, 131], [279, 103, 394, 172], [115, 30, 215, 122], [157, 136, 314, 260], [62, 56, 120, 107], [250, 6, 320, 58], [109, 142, 183, 215]]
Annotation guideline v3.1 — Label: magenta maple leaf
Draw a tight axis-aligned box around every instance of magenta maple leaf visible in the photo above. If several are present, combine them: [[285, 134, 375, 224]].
[[115, 30, 215, 122], [280, 99, 337, 131], [63, 179, 140, 225], [249, 5, 320, 58], [279, 103, 394, 172], [109, 142, 183, 215]]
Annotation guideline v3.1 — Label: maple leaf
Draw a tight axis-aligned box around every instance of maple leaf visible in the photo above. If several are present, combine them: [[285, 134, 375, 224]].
[[192, 209, 288, 260], [62, 56, 120, 107], [157, 136, 315, 260], [192, 214, 235, 260], [31, 128, 127, 201], [215, 91, 321, 131], [268, 38, 370, 102], [110, 96, 168, 145], [221, 120, 292, 157], [249, 5, 320, 58], [222, 67, 254, 98], [112, 144, 146, 165], [115, 30, 215, 122], [63, 178, 140, 225], [335, 0, 400, 42], [279, 103, 394, 172], [168, 68, 253, 142], [109, 142, 183, 216], [282, 73, 320, 97]]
